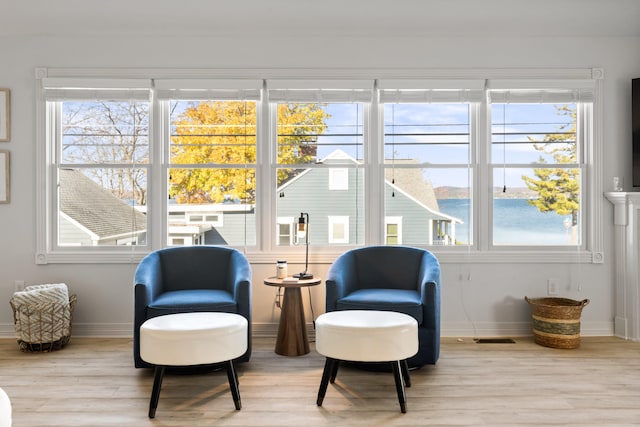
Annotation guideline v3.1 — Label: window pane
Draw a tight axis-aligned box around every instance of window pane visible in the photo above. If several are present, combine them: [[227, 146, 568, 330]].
[[57, 99, 149, 248], [491, 103, 577, 164], [384, 103, 470, 164], [275, 101, 364, 247], [493, 168, 580, 246], [168, 100, 257, 247], [168, 167, 255, 246], [329, 168, 349, 190], [277, 103, 363, 164], [387, 223, 398, 235], [385, 220, 401, 245], [386, 167, 471, 245], [170, 100, 257, 164], [61, 101, 149, 165], [277, 222, 292, 246], [58, 168, 147, 246], [491, 103, 580, 246], [328, 216, 349, 243]]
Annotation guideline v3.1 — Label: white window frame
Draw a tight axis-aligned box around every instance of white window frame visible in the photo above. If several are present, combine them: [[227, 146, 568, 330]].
[[268, 79, 371, 252], [158, 78, 261, 249], [276, 216, 294, 246], [485, 79, 596, 253], [37, 75, 153, 263], [328, 216, 350, 244], [35, 67, 604, 265], [379, 80, 481, 248], [385, 216, 403, 245], [329, 168, 349, 190]]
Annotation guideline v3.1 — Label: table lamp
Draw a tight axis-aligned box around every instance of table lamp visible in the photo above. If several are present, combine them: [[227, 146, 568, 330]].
[[294, 212, 313, 279]]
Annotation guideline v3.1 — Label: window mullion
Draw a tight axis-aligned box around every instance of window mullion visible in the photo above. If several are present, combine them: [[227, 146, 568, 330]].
[[258, 87, 274, 253], [367, 97, 381, 245], [477, 98, 491, 251], [49, 102, 62, 253], [149, 97, 166, 250]]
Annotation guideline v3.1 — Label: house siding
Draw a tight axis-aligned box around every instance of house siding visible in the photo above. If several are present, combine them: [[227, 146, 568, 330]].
[[277, 167, 365, 246], [59, 216, 93, 246], [204, 209, 257, 246], [384, 184, 433, 245]]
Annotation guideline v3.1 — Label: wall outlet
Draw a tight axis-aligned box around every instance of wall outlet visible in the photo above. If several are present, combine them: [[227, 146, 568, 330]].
[[547, 278, 559, 296], [14, 280, 25, 291]]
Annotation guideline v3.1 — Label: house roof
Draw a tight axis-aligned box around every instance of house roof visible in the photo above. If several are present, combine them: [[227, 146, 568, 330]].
[[277, 149, 449, 217], [384, 160, 440, 212], [59, 169, 147, 240], [320, 150, 441, 212]]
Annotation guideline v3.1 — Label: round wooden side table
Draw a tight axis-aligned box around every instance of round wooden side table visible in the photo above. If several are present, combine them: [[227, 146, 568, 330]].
[[263, 276, 321, 356]]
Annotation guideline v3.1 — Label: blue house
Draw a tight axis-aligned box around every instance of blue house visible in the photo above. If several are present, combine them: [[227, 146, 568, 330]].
[[275, 149, 461, 246]]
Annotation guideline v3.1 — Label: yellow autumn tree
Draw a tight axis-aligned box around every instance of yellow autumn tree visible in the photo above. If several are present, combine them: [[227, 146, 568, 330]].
[[275, 102, 330, 184], [169, 101, 329, 203]]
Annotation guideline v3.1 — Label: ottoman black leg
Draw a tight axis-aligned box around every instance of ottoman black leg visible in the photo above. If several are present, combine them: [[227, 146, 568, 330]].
[[401, 359, 411, 388], [330, 359, 340, 383], [317, 357, 337, 406], [149, 365, 166, 418], [225, 360, 242, 410], [391, 361, 407, 413]]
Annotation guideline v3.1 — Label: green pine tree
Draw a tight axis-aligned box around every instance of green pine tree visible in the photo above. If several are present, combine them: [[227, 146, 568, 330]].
[[522, 106, 580, 232]]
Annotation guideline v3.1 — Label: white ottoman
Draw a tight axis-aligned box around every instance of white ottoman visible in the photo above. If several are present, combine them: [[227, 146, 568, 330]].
[[140, 312, 248, 418], [0, 387, 10, 427], [315, 310, 418, 413]]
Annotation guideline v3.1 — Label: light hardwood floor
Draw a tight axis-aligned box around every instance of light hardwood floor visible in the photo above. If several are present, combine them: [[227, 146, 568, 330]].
[[1, 336, 639, 426]]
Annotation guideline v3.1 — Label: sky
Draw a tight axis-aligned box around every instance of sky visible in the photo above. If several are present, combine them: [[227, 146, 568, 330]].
[[315, 102, 576, 189]]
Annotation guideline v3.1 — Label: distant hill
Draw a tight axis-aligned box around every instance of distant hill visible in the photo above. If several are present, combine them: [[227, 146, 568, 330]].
[[434, 186, 538, 199]]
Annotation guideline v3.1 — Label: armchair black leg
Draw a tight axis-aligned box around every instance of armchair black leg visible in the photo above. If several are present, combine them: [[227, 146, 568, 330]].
[[225, 360, 242, 410], [317, 357, 337, 406], [149, 365, 166, 418], [391, 360, 407, 413]]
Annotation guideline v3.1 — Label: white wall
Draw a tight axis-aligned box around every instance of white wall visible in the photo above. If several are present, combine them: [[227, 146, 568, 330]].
[[1, 1, 639, 339]]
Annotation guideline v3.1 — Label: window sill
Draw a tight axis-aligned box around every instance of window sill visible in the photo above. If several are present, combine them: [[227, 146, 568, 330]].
[[36, 248, 601, 265]]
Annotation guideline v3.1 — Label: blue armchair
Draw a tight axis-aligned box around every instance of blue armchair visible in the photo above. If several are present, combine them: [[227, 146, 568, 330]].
[[133, 246, 252, 368], [325, 246, 440, 368]]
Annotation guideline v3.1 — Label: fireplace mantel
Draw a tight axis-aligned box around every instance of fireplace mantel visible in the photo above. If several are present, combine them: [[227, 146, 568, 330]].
[[605, 192, 640, 341]]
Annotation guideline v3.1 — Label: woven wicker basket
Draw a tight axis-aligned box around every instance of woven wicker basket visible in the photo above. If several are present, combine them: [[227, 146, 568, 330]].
[[10, 294, 77, 352], [525, 296, 589, 349]]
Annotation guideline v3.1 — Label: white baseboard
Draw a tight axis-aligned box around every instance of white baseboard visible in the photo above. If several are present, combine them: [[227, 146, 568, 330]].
[[0, 321, 615, 339], [441, 321, 614, 338], [441, 321, 531, 338], [0, 322, 283, 339]]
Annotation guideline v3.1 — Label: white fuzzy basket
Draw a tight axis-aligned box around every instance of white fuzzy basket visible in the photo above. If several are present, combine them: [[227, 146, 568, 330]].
[[10, 283, 76, 352]]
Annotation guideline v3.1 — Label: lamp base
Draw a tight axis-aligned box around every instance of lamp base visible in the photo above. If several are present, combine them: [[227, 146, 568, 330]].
[[294, 272, 314, 280]]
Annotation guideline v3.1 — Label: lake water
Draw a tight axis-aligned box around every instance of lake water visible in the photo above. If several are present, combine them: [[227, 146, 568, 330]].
[[438, 198, 576, 245]]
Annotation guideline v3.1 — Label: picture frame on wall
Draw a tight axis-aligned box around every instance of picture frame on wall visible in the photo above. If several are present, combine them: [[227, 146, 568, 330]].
[[0, 89, 9, 142], [0, 150, 9, 203]]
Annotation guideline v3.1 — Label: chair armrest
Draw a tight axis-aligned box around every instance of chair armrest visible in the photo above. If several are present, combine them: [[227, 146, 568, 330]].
[[325, 251, 358, 311], [227, 250, 252, 320], [419, 250, 441, 330], [133, 252, 163, 328]]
